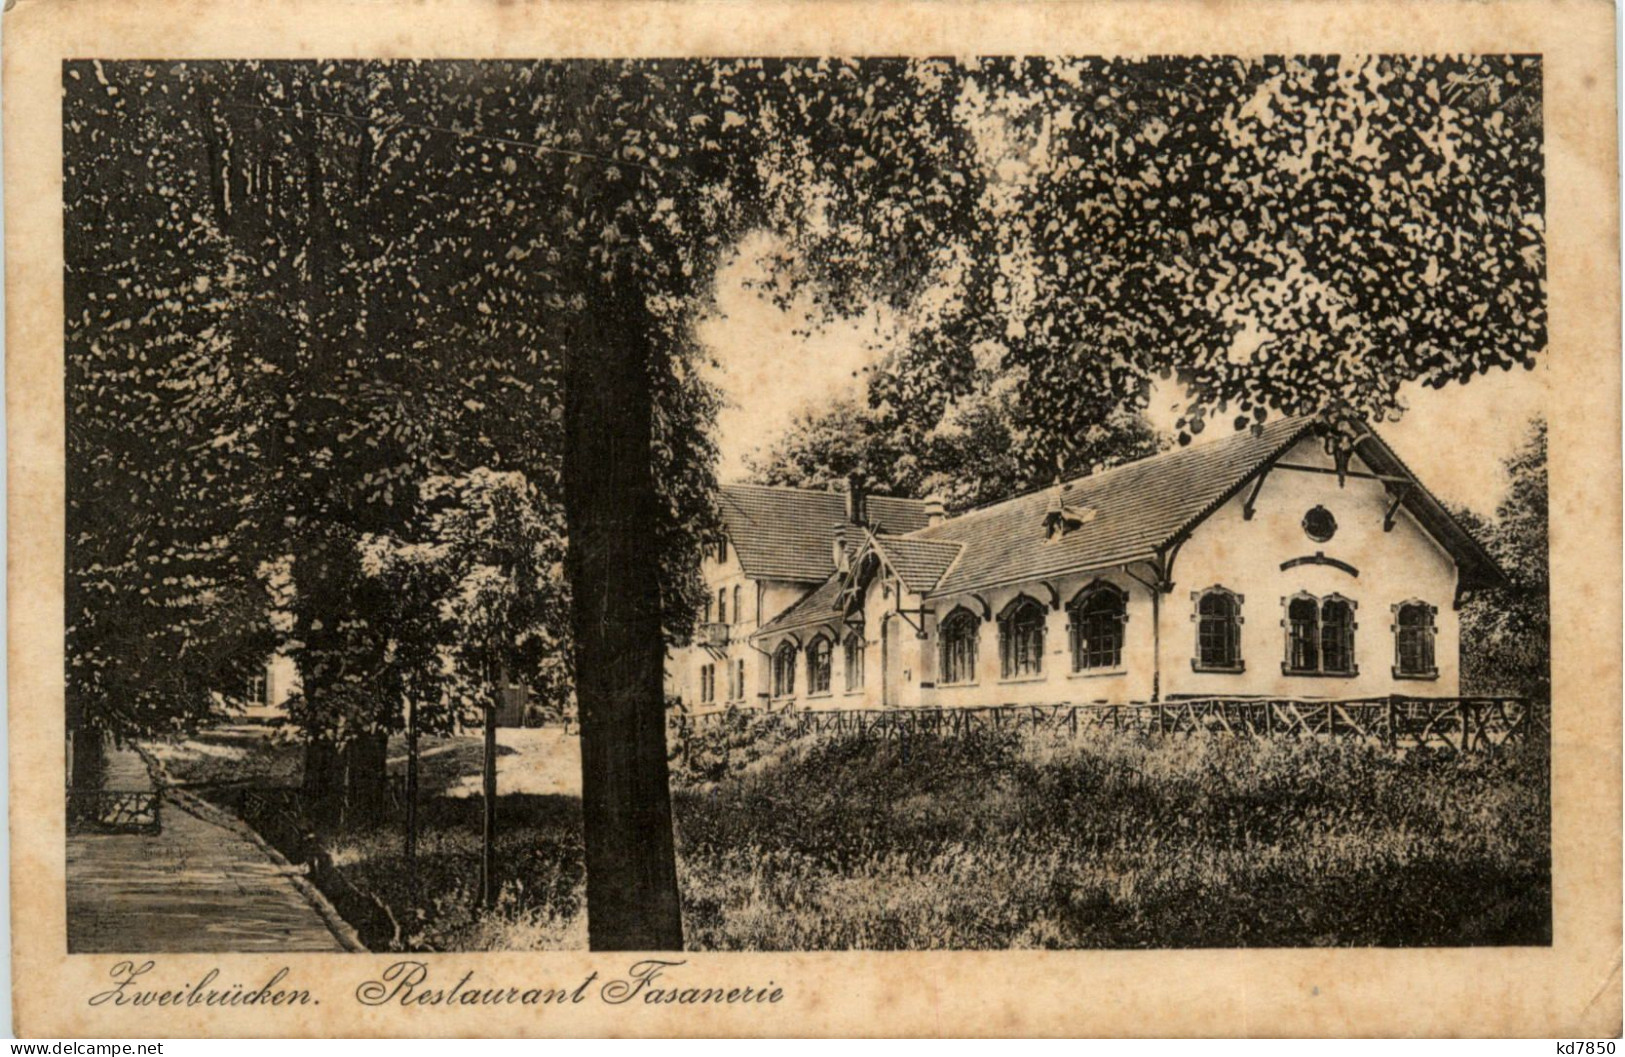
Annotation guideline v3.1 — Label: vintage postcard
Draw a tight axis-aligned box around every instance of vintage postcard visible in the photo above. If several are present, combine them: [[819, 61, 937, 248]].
[[5, 0, 1619, 1039]]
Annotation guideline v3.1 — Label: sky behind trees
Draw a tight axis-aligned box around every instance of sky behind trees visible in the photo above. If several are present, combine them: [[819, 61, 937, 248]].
[[701, 266, 1548, 516]]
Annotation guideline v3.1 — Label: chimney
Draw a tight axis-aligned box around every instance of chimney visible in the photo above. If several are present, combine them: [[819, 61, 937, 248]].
[[833, 525, 848, 572], [844, 475, 866, 525], [925, 495, 946, 527]]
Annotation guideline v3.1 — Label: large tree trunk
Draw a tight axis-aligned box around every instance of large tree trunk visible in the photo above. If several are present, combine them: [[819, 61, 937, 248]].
[[481, 699, 498, 908], [563, 279, 683, 951], [302, 738, 344, 822], [344, 729, 390, 820], [69, 722, 106, 790]]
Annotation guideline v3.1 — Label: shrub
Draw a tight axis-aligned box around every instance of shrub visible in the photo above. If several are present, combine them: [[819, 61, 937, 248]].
[[214, 721, 1549, 951], [673, 727, 1549, 950], [668, 708, 800, 783]]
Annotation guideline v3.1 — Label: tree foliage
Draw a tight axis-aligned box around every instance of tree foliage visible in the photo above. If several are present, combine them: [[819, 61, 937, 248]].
[[66, 56, 1546, 945], [64, 60, 735, 744], [65, 62, 278, 738], [1460, 418, 1548, 702], [747, 385, 1162, 512], [752, 56, 1543, 452], [354, 469, 573, 732]]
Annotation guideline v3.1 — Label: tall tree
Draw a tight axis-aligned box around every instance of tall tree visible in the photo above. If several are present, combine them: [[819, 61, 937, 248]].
[[67, 56, 1544, 950], [748, 377, 1164, 511], [64, 61, 279, 774], [753, 56, 1543, 450], [1459, 419, 1549, 701]]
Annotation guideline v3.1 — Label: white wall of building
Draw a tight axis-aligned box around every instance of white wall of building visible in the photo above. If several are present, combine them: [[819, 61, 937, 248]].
[[750, 436, 1464, 710], [665, 538, 828, 711], [1165, 436, 1460, 699], [923, 569, 1158, 709]]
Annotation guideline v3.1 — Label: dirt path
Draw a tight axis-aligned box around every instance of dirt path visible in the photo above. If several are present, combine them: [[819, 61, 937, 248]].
[[67, 747, 356, 953]]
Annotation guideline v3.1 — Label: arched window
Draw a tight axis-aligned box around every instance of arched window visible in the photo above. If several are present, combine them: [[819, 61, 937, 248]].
[[1069, 582, 1126, 671], [1284, 593, 1358, 676], [999, 596, 1047, 679], [1194, 587, 1243, 672], [844, 631, 865, 691], [1320, 596, 1356, 675], [702, 595, 712, 623], [939, 608, 981, 685], [772, 642, 797, 698], [1286, 595, 1320, 673], [1394, 601, 1438, 678], [700, 663, 715, 704], [717, 587, 727, 624], [733, 585, 743, 625], [808, 635, 833, 696]]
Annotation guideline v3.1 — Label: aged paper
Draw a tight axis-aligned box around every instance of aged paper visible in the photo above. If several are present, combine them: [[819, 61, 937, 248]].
[[7, 0, 1620, 1038]]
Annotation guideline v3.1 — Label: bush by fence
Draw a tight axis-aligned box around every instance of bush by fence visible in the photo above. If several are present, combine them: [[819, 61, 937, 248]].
[[670, 695, 1544, 763]]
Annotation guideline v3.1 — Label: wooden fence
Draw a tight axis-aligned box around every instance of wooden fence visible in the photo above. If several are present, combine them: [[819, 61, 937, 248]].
[[671, 696, 1544, 755], [66, 789, 162, 833]]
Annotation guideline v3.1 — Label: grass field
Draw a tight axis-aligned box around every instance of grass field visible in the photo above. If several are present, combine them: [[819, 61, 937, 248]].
[[161, 720, 1550, 950]]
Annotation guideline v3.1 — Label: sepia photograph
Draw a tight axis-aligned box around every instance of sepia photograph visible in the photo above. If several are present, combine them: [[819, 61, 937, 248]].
[[59, 53, 1554, 959]]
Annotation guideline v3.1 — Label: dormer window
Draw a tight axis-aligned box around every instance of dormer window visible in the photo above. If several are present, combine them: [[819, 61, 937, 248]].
[[1043, 486, 1096, 540]]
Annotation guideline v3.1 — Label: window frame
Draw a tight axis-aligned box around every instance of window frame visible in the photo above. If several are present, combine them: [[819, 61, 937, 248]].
[[938, 606, 982, 686], [1319, 594, 1358, 676], [1068, 580, 1128, 673], [1281, 592, 1360, 677], [807, 634, 834, 697], [843, 630, 865, 693], [771, 641, 798, 699], [998, 594, 1048, 681], [240, 672, 268, 706], [1191, 586, 1245, 673], [1392, 600, 1440, 680]]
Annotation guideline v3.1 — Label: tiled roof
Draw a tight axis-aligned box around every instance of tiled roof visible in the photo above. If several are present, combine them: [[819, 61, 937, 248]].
[[873, 535, 964, 594], [754, 575, 845, 634], [747, 414, 1505, 633], [754, 574, 846, 638], [718, 484, 930, 583], [907, 416, 1319, 598]]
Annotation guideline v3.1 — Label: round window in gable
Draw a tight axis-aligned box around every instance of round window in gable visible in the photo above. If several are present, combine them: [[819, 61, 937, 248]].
[[1303, 505, 1337, 543]]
